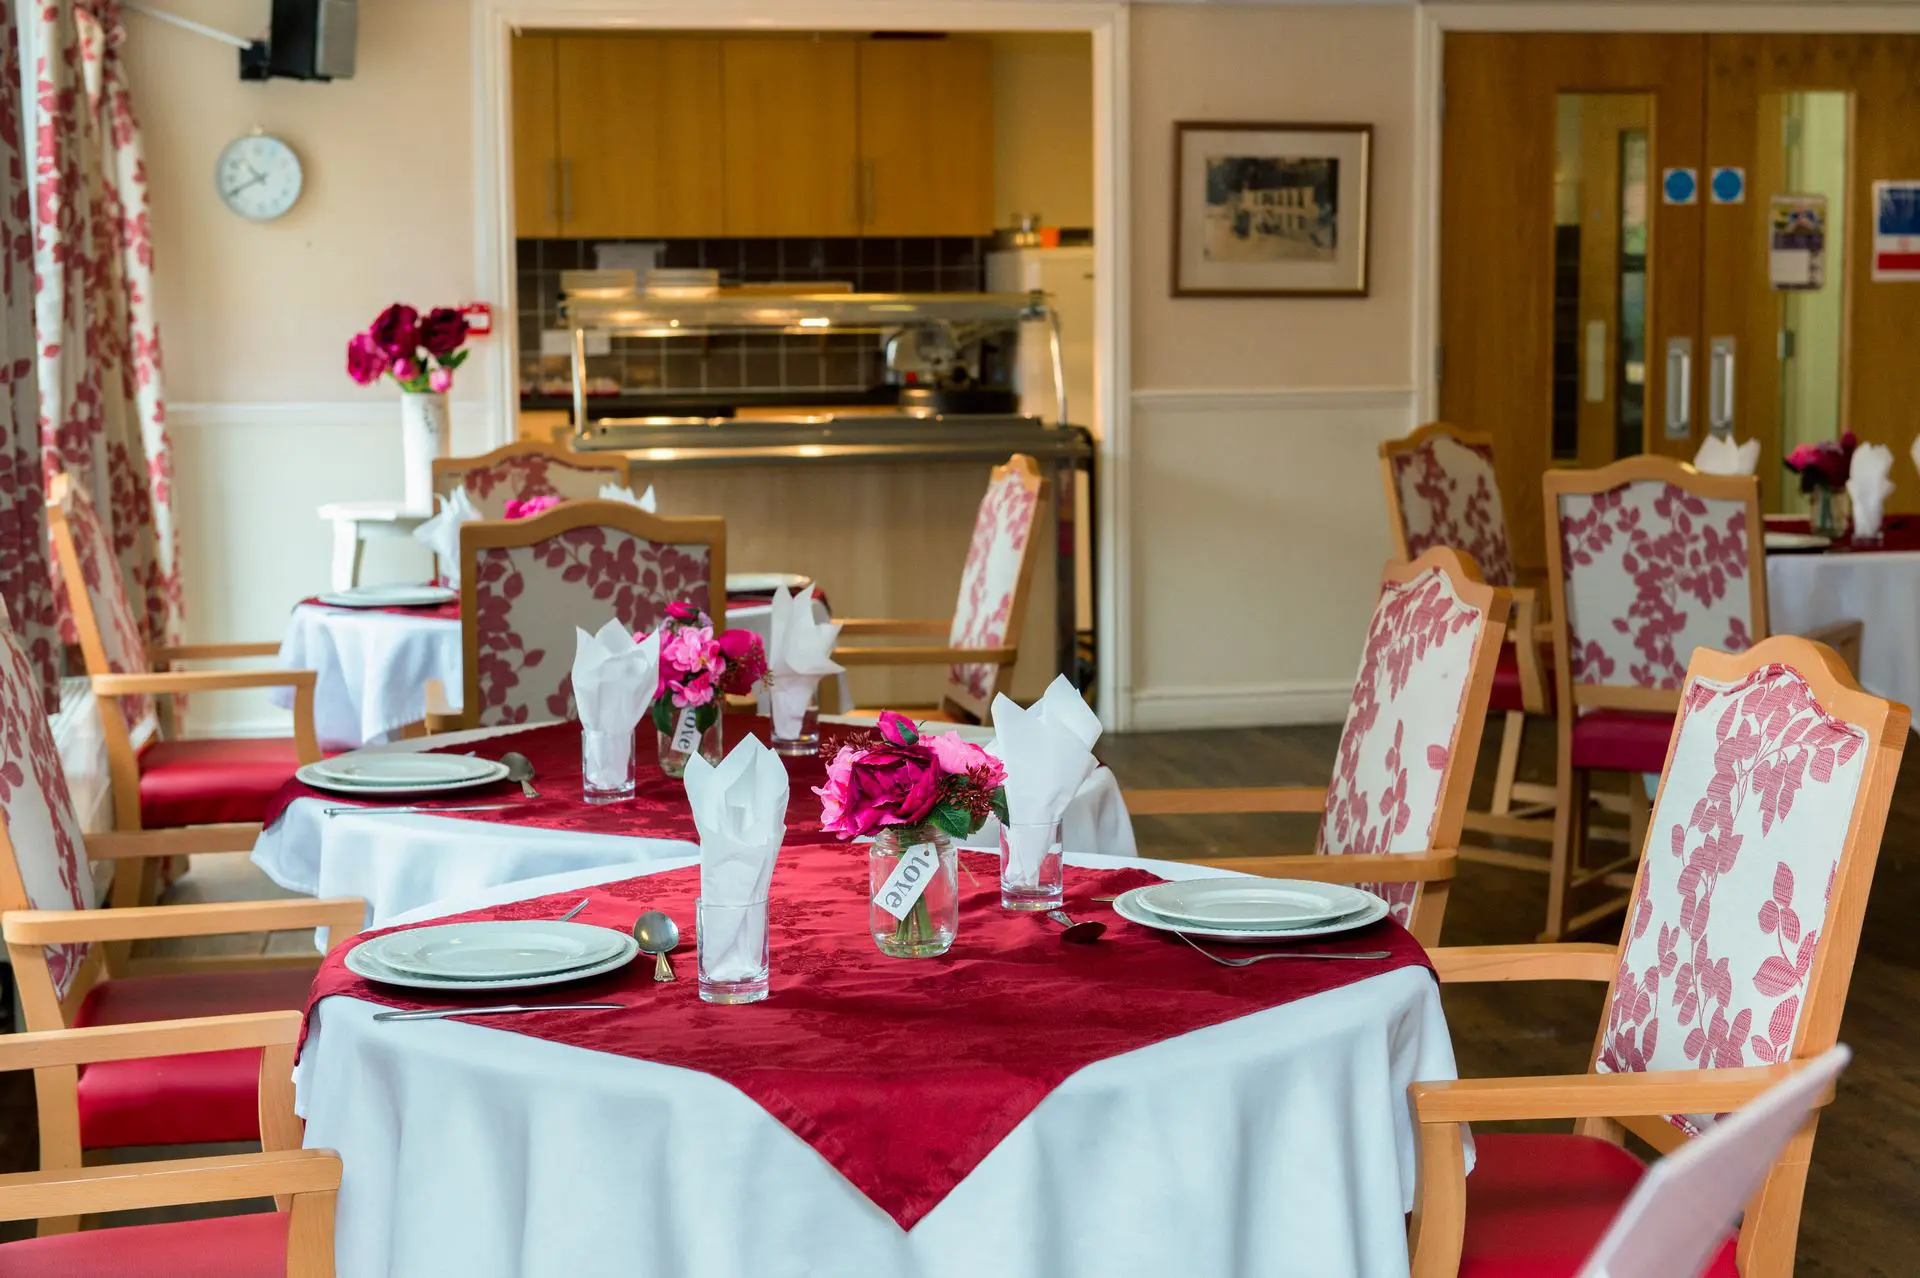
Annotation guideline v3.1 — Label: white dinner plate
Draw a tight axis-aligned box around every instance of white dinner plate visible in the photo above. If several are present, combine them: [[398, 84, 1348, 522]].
[[346, 930, 640, 992], [1134, 878, 1370, 928], [314, 584, 458, 609], [360, 921, 628, 981], [725, 572, 813, 595], [1112, 884, 1389, 944], [1764, 531, 1832, 554], [296, 753, 510, 796]]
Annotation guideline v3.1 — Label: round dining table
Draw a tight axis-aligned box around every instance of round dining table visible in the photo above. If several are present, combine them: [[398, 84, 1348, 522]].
[[1765, 515, 1920, 723], [294, 852, 1460, 1278]]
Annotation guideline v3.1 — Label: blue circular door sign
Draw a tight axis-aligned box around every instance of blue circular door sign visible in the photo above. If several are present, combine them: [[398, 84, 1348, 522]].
[[1711, 166, 1746, 204], [1663, 167, 1698, 205]]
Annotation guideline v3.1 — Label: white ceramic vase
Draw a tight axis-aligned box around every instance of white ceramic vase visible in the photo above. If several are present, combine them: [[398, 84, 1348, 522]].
[[400, 391, 450, 513]]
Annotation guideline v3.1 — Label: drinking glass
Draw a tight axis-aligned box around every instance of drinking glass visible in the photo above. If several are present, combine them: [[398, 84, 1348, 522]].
[[580, 727, 636, 803], [697, 897, 771, 1004], [767, 674, 821, 757], [1000, 819, 1064, 911]]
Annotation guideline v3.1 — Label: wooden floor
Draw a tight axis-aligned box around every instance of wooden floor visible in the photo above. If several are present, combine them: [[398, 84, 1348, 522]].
[[3, 721, 1915, 1269]]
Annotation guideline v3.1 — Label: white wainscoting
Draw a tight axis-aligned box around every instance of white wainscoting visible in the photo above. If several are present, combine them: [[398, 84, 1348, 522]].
[[1124, 387, 1416, 732]]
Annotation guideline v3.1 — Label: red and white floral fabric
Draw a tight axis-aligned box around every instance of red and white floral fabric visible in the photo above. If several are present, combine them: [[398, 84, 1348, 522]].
[[1316, 566, 1490, 924], [1557, 480, 1753, 691], [1597, 663, 1867, 1134], [438, 454, 617, 521], [1389, 435, 1516, 589], [55, 478, 153, 733], [469, 526, 712, 725], [948, 467, 1041, 704], [0, 601, 93, 998], [31, 0, 180, 657]]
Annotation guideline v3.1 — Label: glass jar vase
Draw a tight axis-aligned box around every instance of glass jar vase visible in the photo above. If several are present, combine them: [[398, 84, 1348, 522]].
[[1808, 486, 1850, 540], [868, 826, 958, 959], [655, 699, 723, 778]]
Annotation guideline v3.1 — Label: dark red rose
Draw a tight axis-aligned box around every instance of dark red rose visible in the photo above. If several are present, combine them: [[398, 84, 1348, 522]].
[[370, 304, 420, 359], [715, 628, 767, 694], [666, 601, 701, 624], [419, 307, 469, 358], [841, 743, 941, 836]]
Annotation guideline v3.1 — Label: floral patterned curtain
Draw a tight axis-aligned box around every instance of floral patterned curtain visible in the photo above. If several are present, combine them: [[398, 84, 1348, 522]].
[[30, 0, 179, 656], [0, 0, 53, 705]]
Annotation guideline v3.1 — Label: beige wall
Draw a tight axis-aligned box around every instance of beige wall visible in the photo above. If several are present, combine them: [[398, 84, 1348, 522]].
[[990, 33, 1095, 229]]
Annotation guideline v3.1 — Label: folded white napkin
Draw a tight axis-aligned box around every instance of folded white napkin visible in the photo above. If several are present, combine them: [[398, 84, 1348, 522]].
[[1848, 443, 1895, 540], [599, 482, 657, 512], [686, 737, 790, 980], [991, 675, 1101, 879], [572, 620, 661, 787], [411, 486, 481, 587], [762, 585, 843, 738], [1693, 434, 1761, 476]]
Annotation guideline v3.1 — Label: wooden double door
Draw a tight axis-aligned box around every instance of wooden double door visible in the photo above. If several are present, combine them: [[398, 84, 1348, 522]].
[[1442, 33, 1920, 573]]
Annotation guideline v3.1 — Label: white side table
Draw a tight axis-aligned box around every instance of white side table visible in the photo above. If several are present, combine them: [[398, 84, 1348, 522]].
[[317, 501, 432, 591]]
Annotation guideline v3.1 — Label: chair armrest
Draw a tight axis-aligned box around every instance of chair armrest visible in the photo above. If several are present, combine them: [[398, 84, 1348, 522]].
[[1123, 786, 1326, 816], [0, 1149, 340, 1222], [84, 826, 262, 862], [0, 1011, 302, 1071], [1429, 942, 1618, 984], [832, 645, 1015, 667], [1410, 1061, 1827, 1126], [91, 668, 315, 697], [150, 641, 283, 663], [3, 897, 365, 947], [1185, 849, 1457, 885], [833, 618, 952, 638]]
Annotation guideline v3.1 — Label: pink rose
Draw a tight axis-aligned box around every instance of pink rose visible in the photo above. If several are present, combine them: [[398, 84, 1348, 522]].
[[393, 358, 419, 383], [346, 332, 389, 385], [925, 731, 1004, 787], [815, 746, 859, 832], [419, 307, 469, 358], [817, 742, 941, 838], [428, 366, 453, 393], [662, 625, 714, 677], [370, 303, 420, 358], [503, 494, 561, 520], [677, 672, 715, 707], [875, 710, 919, 746], [716, 628, 767, 694]]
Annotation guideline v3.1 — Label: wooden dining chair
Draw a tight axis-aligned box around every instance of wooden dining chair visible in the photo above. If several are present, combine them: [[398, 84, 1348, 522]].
[[1121, 548, 1511, 946], [832, 454, 1048, 725], [1541, 456, 1862, 940], [45, 475, 322, 866], [0, 1012, 340, 1273], [1406, 636, 1904, 1278], [1380, 423, 1558, 867], [430, 499, 726, 729], [432, 439, 632, 519]]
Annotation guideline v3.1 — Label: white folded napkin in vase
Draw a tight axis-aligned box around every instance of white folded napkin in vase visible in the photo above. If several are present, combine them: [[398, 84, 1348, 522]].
[[991, 675, 1102, 879], [760, 585, 843, 737], [685, 737, 790, 980], [571, 620, 661, 787], [598, 482, 657, 512], [411, 486, 481, 588], [1847, 443, 1896, 540], [1693, 434, 1761, 476]]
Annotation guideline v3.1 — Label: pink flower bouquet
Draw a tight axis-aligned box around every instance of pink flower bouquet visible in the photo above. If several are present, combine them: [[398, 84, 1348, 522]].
[[648, 601, 767, 741], [815, 711, 1009, 843], [503, 494, 562, 520], [346, 303, 471, 394], [1784, 432, 1857, 495]]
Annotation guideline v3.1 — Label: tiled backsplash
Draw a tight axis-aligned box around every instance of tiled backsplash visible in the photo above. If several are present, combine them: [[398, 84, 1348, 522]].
[[517, 236, 990, 399]]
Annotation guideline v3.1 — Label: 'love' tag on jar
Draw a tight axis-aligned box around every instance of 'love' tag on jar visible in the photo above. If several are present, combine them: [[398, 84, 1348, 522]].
[[872, 841, 942, 920], [669, 707, 703, 754]]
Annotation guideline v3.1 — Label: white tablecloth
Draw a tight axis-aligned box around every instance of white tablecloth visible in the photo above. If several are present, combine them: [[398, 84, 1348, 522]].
[[296, 854, 1458, 1278], [252, 720, 1136, 933], [1767, 549, 1920, 716]]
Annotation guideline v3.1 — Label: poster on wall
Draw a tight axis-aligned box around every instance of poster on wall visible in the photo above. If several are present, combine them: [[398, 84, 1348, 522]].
[[1769, 195, 1827, 291], [1872, 180, 1920, 281]]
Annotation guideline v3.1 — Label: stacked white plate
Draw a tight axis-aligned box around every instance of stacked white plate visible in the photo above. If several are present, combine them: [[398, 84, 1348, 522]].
[[295, 752, 511, 798], [314, 584, 458, 609], [1763, 531, 1832, 554], [347, 921, 640, 992], [725, 571, 813, 595], [1113, 878, 1387, 944]]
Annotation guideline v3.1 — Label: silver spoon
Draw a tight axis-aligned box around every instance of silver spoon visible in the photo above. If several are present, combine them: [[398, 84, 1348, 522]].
[[1174, 931, 1389, 967], [502, 752, 539, 799], [1046, 909, 1106, 943], [633, 910, 680, 982]]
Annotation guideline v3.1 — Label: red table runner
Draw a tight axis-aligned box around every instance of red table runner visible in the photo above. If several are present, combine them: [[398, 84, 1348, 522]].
[[303, 857, 1433, 1230], [1768, 514, 1920, 554]]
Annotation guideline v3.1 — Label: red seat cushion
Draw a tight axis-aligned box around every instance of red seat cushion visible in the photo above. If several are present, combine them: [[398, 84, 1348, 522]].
[[73, 968, 316, 1149], [0, 1211, 288, 1277], [1489, 639, 1554, 715], [1460, 1132, 1739, 1278], [136, 737, 305, 828], [1569, 708, 1675, 774]]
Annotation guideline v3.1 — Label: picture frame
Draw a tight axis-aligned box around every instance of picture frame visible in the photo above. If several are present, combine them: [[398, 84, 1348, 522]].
[[1171, 121, 1373, 299]]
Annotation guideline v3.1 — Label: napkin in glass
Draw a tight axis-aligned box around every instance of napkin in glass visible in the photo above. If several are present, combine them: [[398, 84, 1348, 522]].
[[572, 619, 661, 787], [685, 736, 789, 980], [1848, 443, 1895, 539], [1693, 434, 1761, 476], [762, 585, 843, 737], [599, 482, 658, 512], [412, 486, 481, 587], [991, 675, 1102, 878]]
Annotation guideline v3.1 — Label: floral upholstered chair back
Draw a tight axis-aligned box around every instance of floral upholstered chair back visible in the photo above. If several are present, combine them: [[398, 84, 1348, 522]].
[[1315, 553, 1506, 926], [945, 455, 1049, 722], [45, 474, 156, 737], [434, 442, 632, 521], [1548, 459, 1764, 696], [1379, 424, 1517, 589], [461, 502, 724, 727], [0, 602, 95, 1001], [1594, 642, 1901, 1137]]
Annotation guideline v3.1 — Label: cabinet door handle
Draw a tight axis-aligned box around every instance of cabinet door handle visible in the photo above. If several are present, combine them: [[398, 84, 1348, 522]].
[[546, 158, 559, 228], [558, 158, 574, 227], [1665, 337, 1693, 440], [1709, 336, 1736, 434]]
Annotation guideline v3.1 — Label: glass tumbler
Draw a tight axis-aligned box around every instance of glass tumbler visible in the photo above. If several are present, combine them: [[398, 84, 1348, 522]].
[[697, 897, 771, 1004], [767, 674, 821, 757], [580, 727, 636, 803], [1000, 819, 1064, 911]]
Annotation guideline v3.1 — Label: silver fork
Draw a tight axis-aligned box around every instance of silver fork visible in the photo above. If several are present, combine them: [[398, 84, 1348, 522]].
[[1173, 931, 1389, 966]]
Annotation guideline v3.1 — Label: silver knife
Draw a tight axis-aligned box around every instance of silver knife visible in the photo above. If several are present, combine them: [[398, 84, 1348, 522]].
[[325, 803, 522, 817], [372, 1002, 626, 1023]]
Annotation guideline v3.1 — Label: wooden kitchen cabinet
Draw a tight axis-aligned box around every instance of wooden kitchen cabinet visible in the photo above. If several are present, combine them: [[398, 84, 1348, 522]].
[[721, 39, 860, 236], [511, 35, 560, 238], [856, 38, 995, 237]]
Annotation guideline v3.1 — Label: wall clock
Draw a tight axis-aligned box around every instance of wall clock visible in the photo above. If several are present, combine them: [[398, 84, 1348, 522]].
[[215, 131, 304, 221]]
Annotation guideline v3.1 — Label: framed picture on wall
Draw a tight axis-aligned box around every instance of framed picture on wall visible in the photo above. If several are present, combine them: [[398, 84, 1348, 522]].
[[1171, 122, 1373, 298]]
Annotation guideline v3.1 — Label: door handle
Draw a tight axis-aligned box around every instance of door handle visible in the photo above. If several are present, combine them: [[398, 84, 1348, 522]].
[[1709, 337, 1736, 434], [1584, 319, 1607, 404], [1665, 337, 1693, 440], [546, 158, 559, 228], [862, 159, 876, 231]]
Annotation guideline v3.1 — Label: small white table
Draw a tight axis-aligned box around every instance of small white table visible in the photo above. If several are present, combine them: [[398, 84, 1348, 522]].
[[317, 500, 432, 591]]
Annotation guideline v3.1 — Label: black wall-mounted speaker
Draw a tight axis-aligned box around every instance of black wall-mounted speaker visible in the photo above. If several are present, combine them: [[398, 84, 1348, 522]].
[[265, 0, 355, 81]]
